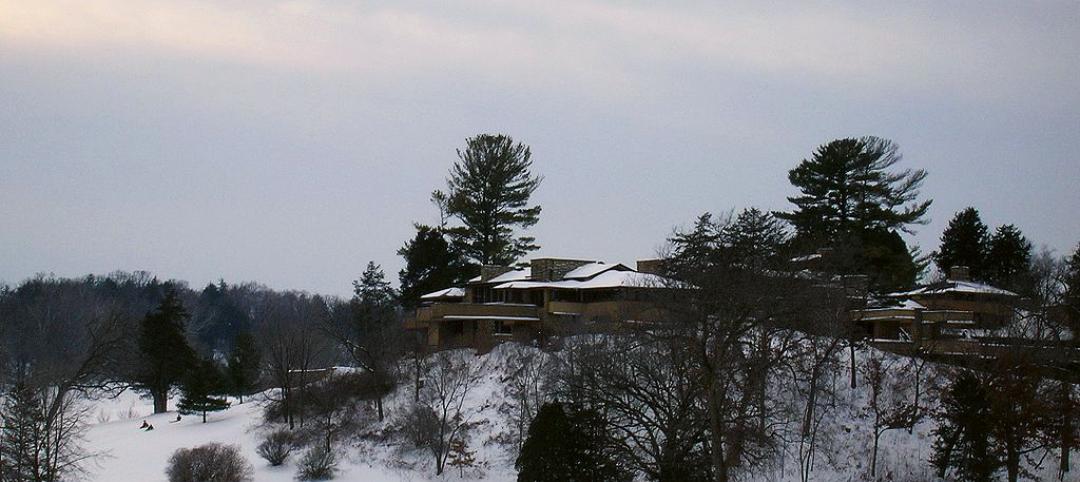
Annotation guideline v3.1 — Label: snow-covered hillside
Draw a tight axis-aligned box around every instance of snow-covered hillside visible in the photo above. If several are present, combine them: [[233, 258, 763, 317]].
[[81, 342, 1074, 481]]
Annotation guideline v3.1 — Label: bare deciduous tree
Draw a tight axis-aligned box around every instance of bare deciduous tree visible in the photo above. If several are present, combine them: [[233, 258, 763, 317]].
[[257, 292, 334, 430], [498, 343, 551, 455], [556, 334, 708, 482], [410, 350, 478, 476], [659, 210, 808, 482], [0, 276, 129, 480], [861, 350, 917, 478]]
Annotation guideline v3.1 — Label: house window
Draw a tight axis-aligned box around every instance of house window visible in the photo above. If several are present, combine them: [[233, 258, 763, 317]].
[[447, 320, 464, 335], [493, 321, 513, 335]]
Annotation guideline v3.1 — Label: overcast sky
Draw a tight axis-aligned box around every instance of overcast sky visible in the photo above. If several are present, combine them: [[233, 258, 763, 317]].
[[2, 0, 1078, 297]]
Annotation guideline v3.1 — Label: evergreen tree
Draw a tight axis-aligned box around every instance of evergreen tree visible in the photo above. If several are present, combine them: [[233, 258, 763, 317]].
[[227, 330, 261, 404], [178, 358, 231, 423], [721, 207, 789, 269], [985, 224, 1032, 293], [397, 224, 474, 309], [932, 372, 997, 481], [861, 228, 921, 292], [193, 280, 251, 352], [0, 383, 49, 481], [447, 439, 477, 477], [776, 136, 931, 291], [516, 402, 625, 482], [934, 207, 991, 279], [137, 287, 197, 413], [446, 134, 543, 266], [777, 137, 931, 239], [354, 262, 396, 308], [338, 262, 401, 420]]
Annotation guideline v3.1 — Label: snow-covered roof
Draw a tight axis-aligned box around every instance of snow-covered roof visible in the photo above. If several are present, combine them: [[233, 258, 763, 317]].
[[859, 299, 927, 312], [577, 270, 669, 289], [493, 270, 671, 290], [892, 279, 1017, 298], [419, 287, 465, 300], [485, 268, 531, 284], [563, 262, 630, 280], [899, 299, 927, 310]]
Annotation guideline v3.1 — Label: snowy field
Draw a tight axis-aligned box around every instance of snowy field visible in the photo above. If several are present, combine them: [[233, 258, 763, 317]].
[[82, 393, 420, 482], [79, 342, 1076, 482]]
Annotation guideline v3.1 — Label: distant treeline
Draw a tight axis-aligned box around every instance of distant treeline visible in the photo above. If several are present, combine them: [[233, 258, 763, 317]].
[[0, 271, 343, 363]]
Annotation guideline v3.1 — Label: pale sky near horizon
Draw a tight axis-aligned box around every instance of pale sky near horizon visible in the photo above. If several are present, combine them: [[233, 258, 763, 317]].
[[2, 0, 1079, 297]]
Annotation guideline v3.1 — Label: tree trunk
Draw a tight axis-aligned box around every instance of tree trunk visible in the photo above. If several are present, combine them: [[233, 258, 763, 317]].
[[377, 396, 384, 421], [707, 381, 729, 482], [1007, 444, 1020, 482], [849, 341, 857, 389], [414, 360, 422, 403], [325, 412, 333, 452], [284, 386, 295, 430], [152, 390, 168, 414], [435, 445, 446, 476], [202, 410, 206, 423], [871, 431, 880, 477], [756, 329, 768, 432], [911, 362, 922, 434], [1060, 383, 1072, 480]]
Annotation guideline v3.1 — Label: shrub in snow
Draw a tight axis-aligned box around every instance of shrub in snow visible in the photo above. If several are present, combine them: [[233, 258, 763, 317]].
[[256, 429, 296, 466], [166, 443, 253, 482], [296, 445, 337, 480], [516, 402, 626, 482]]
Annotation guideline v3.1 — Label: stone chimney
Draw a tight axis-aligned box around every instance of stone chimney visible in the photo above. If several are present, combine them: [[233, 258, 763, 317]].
[[948, 266, 971, 281], [636, 258, 665, 275], [529, 258, 594, 281], [480, 265, 514, 283]]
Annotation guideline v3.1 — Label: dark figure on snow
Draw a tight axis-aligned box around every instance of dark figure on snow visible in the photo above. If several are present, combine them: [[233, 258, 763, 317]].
[[139, 420, 148, 429]]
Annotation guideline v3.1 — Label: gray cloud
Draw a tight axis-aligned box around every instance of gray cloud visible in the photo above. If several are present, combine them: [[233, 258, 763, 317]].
[[2, 0, 1078, 296]]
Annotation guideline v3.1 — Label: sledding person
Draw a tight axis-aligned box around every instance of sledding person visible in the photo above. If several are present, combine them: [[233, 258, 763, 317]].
[[170, 414, 181, 423], [139, 420, 148, 429], [145, 423, 154, 431]]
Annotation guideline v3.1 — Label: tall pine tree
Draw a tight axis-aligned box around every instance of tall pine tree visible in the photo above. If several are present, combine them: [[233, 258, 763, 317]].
[[446, 134, 543, 266], [340, 262, 400, 421], [778, 137, 931, 239], [137, 287, 196, 413], [776, 136, 931, 292], [985, 224, 1032, 293], [934, 207, 991, 279]]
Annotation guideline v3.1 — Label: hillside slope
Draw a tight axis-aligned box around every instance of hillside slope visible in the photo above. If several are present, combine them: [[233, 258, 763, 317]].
[[82, 341, 1073, 481]]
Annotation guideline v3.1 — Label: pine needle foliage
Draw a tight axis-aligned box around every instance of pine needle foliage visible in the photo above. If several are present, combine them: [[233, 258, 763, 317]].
[[446, 134, 543, 266], [178, 358, 231, 423]]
